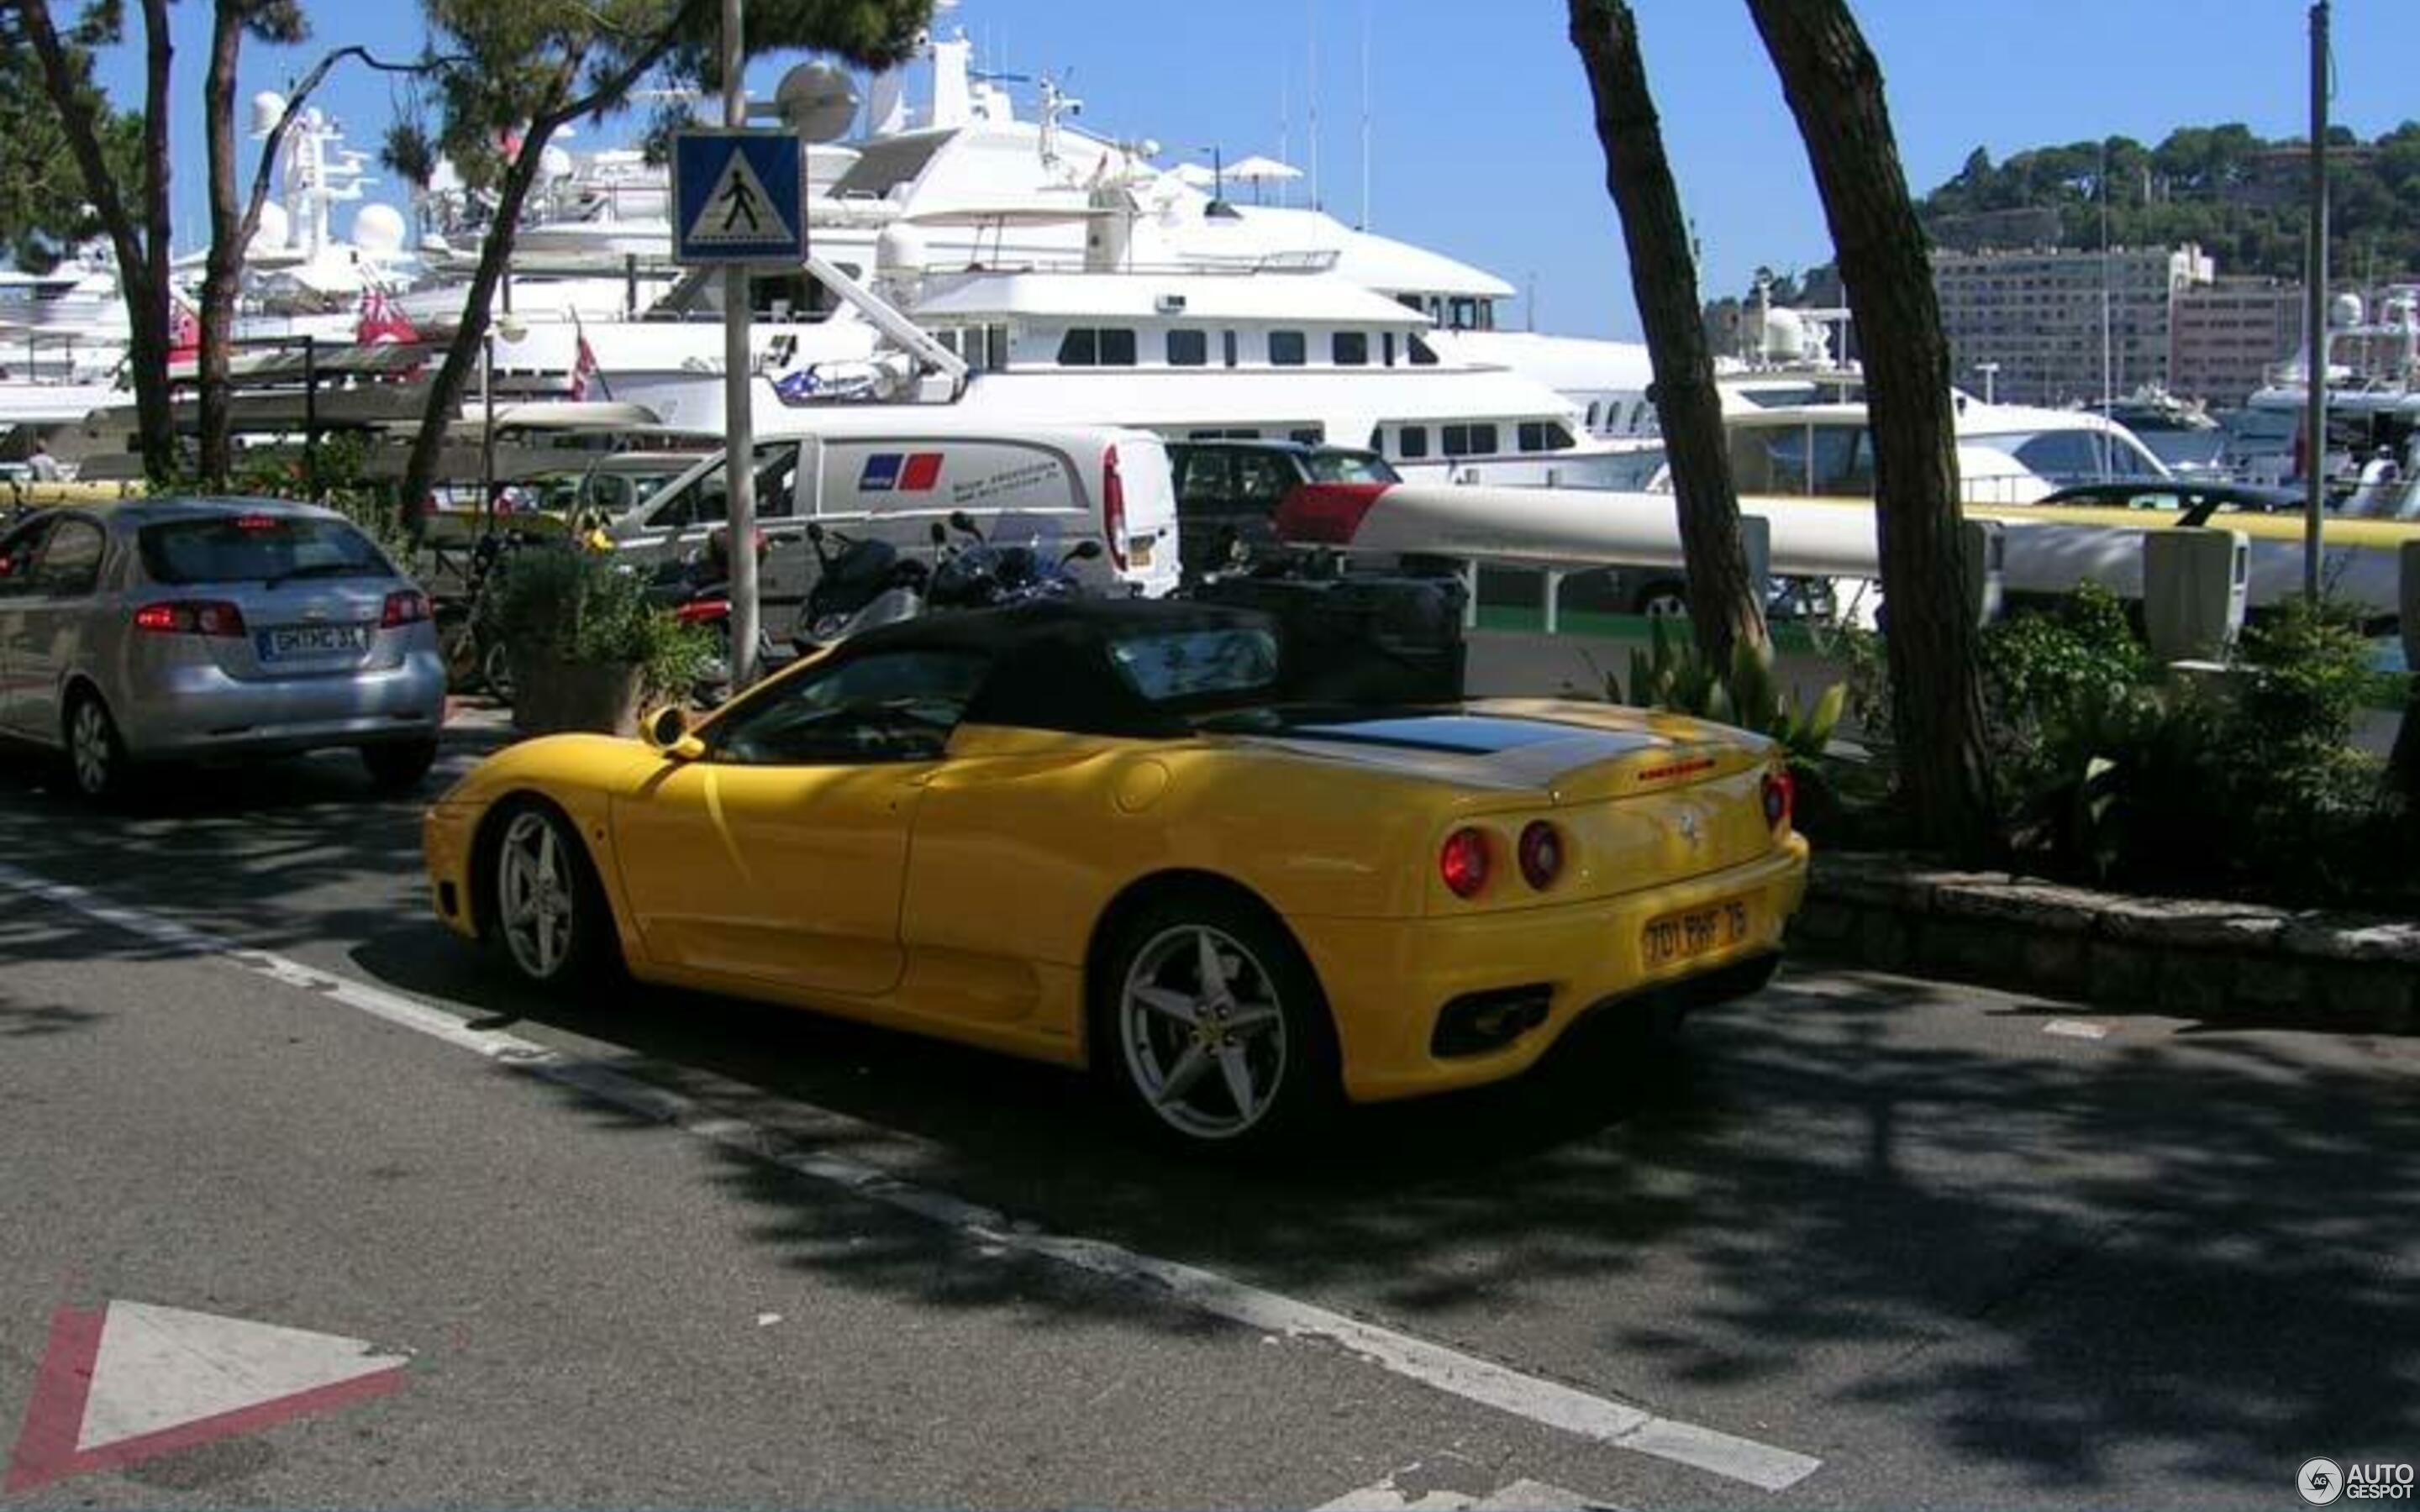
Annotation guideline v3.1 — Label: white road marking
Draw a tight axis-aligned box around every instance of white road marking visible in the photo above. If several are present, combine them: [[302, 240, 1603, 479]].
[[1318, 1472, 1621, 1509], [0, 863, 1823, 1493], [2043, 1018, 2112, 1040], [76, 1302, 407, 1452]]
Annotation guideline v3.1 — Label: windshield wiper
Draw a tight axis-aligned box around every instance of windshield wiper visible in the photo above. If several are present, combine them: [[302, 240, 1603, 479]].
[[264, 561, 376, 590]]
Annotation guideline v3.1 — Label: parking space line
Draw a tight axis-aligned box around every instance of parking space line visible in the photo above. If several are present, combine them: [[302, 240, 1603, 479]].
[[0, 862, 1824, 1494]]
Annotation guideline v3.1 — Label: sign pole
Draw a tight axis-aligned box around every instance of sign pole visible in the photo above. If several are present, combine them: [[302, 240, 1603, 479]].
[[722, 0, 759, 687], [2303, 0, 2328, 606]]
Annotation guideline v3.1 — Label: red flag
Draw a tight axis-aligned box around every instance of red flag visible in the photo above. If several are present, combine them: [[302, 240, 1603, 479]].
[[569, 331, 608, 402], [356, 289, 419, 345], [167, 298, 201, 362]]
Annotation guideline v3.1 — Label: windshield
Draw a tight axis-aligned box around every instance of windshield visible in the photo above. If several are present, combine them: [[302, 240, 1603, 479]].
[[138, 514, 390, 586], [1303, 450, 1402, 485]]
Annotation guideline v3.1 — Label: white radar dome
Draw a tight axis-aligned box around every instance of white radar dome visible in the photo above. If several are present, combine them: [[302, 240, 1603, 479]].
[[250, 92, 287, 136], [250, 201, 291, 252], [352, 202, 408, 256], [876, 222, 929, 274], [2331, 292, 2365, 328]]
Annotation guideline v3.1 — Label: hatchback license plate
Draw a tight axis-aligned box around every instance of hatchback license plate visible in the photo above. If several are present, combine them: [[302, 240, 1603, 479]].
[[1642, 898, 1752, 969], [260, 624, 368, 660]]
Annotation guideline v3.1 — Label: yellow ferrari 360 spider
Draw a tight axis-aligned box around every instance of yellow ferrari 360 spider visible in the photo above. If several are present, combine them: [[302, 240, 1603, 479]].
[[423, 600, 1808, 1149]]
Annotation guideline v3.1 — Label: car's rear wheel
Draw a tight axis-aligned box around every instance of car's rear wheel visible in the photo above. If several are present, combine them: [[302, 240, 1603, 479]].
[[487, 803, 613, 986], [361, 739, 439, 793], [63, 690, 129, 803], [1102, 894, 1337, 1151]]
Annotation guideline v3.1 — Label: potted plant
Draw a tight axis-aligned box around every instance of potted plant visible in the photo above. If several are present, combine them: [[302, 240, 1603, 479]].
[[480, 544, 715, 735]]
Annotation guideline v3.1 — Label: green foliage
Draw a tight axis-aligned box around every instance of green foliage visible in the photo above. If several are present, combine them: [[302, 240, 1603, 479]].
[[0, 16, 145, 271], [479, 543, 714, 701], [1980, 589, 2394, 903], [1918, 119, 2420, 281], [1611, 618, 1845, 769]]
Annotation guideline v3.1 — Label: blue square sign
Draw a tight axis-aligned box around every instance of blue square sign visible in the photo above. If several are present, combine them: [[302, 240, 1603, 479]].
[[671, 131, 808, 265]]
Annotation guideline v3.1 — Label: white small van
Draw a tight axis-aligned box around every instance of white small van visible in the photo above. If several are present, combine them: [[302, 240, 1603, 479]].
[[605, 415, 1183, 611]]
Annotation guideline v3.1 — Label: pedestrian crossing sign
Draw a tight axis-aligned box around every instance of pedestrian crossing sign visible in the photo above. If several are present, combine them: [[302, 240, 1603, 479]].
[[672, 131, 808, 265]]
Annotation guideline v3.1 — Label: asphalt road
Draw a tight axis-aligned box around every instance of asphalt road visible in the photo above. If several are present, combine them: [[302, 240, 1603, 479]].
[[1, 734, 2415, 1509]]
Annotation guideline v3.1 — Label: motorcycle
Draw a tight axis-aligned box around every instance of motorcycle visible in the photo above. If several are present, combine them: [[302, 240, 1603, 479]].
[[631, 526, 774, 702], [923, 510, 1103, 612], [794, 519, 937, 649]]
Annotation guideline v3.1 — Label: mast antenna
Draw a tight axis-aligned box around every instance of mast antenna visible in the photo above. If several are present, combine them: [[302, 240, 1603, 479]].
[[1307, 0, 1320, 211], [1359, 0, 1372, 230]]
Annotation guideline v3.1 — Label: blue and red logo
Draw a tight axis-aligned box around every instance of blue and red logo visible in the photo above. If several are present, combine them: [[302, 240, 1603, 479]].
[[860, 452, 944, 492]]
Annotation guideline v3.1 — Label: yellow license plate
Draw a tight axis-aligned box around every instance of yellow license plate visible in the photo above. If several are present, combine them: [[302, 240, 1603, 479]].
[[1642, 898, 1752, 968]]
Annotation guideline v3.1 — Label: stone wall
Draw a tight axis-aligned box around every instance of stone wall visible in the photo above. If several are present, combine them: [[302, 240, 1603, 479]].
[[1789, 853, 2419, 1030]]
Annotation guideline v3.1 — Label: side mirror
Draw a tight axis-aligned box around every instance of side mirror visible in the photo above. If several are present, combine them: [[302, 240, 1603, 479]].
[[949, 508, 983, 540], [640, 704, 704, 760], [1069, 538, 1105, 562], [806, 521, 825, 543]]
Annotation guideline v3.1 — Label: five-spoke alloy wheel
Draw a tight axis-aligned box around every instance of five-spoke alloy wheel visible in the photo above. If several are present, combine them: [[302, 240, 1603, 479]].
[[489, 804, 608, 985], [1103, 895, 1335, 1150]]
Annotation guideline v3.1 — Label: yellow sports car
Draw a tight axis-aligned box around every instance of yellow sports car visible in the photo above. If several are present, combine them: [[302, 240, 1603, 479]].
[[422, 601, 1809, 1149]]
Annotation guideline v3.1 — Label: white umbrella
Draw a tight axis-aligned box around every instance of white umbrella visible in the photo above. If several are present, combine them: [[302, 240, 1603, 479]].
[[1219, 155, 1302, 204]]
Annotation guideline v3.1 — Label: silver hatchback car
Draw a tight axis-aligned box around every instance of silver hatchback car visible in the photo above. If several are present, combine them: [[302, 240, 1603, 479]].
[[0, 498, 448, 799]]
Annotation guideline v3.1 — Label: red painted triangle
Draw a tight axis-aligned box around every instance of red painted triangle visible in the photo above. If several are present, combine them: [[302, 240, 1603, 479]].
[[6, 1303, 407, 1494]]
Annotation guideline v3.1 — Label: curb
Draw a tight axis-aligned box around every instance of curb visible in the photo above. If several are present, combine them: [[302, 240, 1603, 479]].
[[1789, 853, 2420, 1030]]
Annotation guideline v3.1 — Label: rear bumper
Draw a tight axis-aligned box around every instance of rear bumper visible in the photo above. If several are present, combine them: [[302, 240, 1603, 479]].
[[116, 652, 448, 760], [1298, 836, 1809, 1103]]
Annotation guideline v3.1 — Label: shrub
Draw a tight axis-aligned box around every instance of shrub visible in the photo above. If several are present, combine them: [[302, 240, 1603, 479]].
[[480, 544, 716, 701], [1609, 619, 1845, 772]]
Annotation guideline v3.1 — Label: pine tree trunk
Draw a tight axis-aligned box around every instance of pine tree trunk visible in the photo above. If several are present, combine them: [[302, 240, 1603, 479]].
[[135, 0, 177, 483], [198, 2, 245, 491], [396, 136, 562, 522], [1745, 0, 2000, 863], [1566, 0, 1766, 669]]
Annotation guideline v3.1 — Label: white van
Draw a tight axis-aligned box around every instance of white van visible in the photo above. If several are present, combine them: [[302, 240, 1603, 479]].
[[604, 416, 1182, 612]]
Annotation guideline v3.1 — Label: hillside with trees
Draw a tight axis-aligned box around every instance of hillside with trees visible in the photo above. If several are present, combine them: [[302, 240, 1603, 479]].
[[1919, 122, 2420, 279]]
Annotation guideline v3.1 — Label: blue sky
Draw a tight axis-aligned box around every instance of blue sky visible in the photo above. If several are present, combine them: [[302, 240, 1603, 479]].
[[92, 0, 2420, 339]]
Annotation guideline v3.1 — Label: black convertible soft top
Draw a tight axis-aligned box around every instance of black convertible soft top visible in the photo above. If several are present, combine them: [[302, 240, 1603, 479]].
[[829, 598, 1287, 738]]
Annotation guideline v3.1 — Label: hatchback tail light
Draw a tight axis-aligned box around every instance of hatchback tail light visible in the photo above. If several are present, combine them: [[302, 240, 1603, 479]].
[[134, 600, 247, 637], [1440, 827, 1491, 899], [1101, 445, 1128, 571], [380, 590, 430, 627]]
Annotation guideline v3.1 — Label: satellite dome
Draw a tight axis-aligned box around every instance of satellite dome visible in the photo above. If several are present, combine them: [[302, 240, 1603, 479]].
[[539, 144, 574, 180], [251, 201, 291, 251], [1761, 306, 1808, 362], [776, 60, 860, 144], [2331, 292, 2365, 329], [250, 92, 287, 136], [876, 222, 929, 274], [353, 202, 408, 256]]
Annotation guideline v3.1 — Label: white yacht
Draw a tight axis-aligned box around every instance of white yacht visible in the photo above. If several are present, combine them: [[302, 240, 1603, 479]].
[[2244, 286, 2420, 518]]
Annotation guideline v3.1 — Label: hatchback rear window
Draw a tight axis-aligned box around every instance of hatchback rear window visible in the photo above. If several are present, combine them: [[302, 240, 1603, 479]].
[[1303, 450, 1401, 485], [138, 514, 389, 586]]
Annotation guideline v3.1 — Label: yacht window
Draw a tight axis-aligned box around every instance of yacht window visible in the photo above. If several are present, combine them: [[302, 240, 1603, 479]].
[[1368, 427, 1383, 450], [1442, 423, 1499, 458], [1383, 332, 1397, 367], [1448, 297, 1478, 330], [1396, 293, 1426, 313], [1407, 334, 1439, 366], [1586, 402, 1602, 431], [2010, 431, 2109, 486], [1289, 427, 1323, 446], [1269, 331, 1307, 366], [1518, 421, 1576, 453], [1332, 331, 1370, 366], [1397, 426, 1429, 459], [1166, 328, 1208, 366], [1055, 328, 1138, 366], [1223, 330, 1239, 367]]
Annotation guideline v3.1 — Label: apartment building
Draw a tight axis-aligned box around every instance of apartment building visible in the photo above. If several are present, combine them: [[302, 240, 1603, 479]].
[[2170, 276, 2303, 407], [1930, 244, 2214, 407]]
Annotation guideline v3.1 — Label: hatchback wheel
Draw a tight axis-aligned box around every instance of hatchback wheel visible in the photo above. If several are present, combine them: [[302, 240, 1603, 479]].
[[1100, 895, 1336, 1151], [63, 692, 129, 803], [487, 803, 612, 986], [361, 739, 439, 793]]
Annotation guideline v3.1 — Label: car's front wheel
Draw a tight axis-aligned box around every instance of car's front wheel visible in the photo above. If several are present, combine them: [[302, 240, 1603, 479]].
[[487, 802, 613, 986], [1101, 894, 1337, 1151]]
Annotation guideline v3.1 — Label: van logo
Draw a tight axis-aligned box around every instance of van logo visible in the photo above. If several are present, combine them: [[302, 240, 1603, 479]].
[[860, 452, 944, 493]]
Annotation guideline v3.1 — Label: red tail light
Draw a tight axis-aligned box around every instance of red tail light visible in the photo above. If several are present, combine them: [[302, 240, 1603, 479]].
[[1518, 821, 1565, 890], [1440, 827, 1491, 899], [1100, 444, 1128, 571], [1272, 481, 1392, 545], [134, 600, 247, 637], [381, 590, 430, 627], [1762, 768, 1795, 829]]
